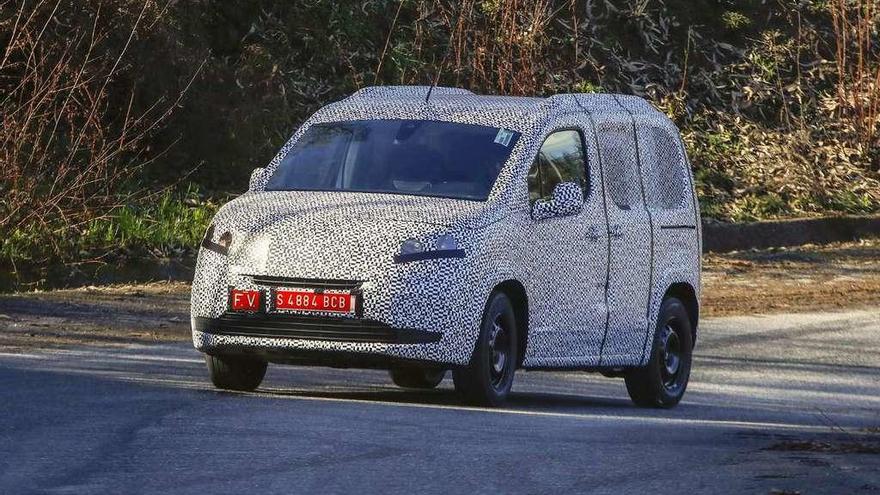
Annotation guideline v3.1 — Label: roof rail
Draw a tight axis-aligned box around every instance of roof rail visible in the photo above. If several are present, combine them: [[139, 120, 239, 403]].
[[347, 86, 474, 100], [612, 94, 657, 114], [542, 93, 577, 109], [573, 93, 660, 116]]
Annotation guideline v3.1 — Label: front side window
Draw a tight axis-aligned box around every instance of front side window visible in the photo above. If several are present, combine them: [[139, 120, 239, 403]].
[[527, 130, 587, 203], [265, 120, 521, 201]]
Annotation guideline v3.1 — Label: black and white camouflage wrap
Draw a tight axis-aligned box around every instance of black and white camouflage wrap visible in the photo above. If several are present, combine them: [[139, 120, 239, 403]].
[[191, 86, 701, 369]]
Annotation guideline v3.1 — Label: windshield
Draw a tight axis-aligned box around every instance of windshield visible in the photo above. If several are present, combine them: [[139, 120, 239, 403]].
[[265, 119, 521, 201]]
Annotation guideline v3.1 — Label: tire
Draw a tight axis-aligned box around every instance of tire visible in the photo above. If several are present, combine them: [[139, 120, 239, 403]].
[[389, 367, 446, 389], [625, 297, 693, 408], [453, 291, 518, 407], [205, 353, 267, 392]]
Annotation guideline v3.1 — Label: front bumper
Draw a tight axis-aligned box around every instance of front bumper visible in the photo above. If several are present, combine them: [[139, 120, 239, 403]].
[[191, 247, 485, 365]]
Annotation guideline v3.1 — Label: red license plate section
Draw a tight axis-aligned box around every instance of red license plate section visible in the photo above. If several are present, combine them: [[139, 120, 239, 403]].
[[273, 290, 356, 314], [230, 289, 261, 312]]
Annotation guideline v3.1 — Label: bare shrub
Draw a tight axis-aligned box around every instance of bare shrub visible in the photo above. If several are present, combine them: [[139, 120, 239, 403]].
[[830, 0, 880, 157], [0, 0, 201, 260], [391, 0, 554, 95]]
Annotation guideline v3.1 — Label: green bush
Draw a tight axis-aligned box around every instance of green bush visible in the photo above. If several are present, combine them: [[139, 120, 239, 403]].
[[81, 188, 217, 255], [1, 186, 218, 266]]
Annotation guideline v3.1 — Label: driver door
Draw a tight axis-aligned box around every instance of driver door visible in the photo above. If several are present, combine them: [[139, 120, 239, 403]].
[[517, 128, 609, 367]]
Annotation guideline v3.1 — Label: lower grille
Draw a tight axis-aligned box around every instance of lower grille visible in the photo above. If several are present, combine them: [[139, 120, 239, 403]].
[[194, 314, 441, 345]]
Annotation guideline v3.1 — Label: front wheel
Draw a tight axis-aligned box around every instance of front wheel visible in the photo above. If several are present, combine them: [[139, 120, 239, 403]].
[[625, 297, 693, 408], [205, 354, 267, 392], [453, 291, 518, 407]]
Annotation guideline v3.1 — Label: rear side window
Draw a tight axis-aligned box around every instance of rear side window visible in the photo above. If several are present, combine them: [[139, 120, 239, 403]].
[[647, 127, 687, 210], [527, 130, 587, 203], [597, 123, 640, 209]]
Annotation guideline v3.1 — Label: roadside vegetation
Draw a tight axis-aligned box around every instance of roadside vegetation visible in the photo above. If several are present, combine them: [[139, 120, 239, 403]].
[[1, 0, 879, 288], [1, 188, 218, 267], [2, 237, 878, 350]]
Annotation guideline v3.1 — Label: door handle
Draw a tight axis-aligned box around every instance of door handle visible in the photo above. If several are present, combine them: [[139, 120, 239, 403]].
[[586, 225, 601, 242], [609, 224, 624, 239]]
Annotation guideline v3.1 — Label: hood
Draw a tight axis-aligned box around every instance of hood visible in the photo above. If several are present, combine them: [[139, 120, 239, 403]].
[[212, 190, 492, 234], [209, 191, 491, 280]]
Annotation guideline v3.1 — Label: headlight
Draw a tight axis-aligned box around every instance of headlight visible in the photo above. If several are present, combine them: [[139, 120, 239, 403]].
[[238, 234, 270, 269], [201, 224, 232, 256], [395, 234, 465, 264], [218, 231, 233, 250], [435, 234, 459, 251], [399, 238, 425, 255]]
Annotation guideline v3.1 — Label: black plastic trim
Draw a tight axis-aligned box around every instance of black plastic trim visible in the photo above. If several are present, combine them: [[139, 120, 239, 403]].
[[659, 224, 697, 230], [249, 276, 362, 291], [393, 249, 465, 264], [194, 314, 441, 344], [206, 348, 444, 369]]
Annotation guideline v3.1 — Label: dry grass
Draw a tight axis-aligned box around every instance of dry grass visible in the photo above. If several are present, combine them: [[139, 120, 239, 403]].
[[1, 0, 879, 273], [382, 0, 880, 220], [390, 0, 555, 95]]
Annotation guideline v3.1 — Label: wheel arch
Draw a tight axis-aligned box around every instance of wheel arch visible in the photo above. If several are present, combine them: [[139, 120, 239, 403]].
[[493, 279, 529, 368], [663, 282, 699, 343]]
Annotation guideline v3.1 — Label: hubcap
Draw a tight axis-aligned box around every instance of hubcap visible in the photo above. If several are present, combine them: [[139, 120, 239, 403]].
[[488, 317, 509, 388], [658, 324, 682, 389]]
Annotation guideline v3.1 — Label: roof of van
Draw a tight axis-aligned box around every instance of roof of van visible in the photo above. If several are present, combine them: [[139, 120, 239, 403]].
[[309, 86, 667, 133]]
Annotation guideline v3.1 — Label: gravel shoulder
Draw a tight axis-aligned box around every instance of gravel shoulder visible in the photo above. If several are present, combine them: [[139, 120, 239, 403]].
[[0, 238, 877, 350]]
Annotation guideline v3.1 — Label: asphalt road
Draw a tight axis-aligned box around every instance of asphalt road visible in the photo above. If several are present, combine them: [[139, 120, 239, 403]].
[[1, 309, 878, 494]]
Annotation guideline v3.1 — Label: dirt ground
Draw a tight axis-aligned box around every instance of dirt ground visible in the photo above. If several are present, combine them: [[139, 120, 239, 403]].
[[0, 282, 191, 350], [0, 238, 877, 349], [702, 237, 880, 317]]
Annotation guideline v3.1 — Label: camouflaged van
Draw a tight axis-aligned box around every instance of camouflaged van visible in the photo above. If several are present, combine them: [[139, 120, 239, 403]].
[[192, 86, 701, 407]]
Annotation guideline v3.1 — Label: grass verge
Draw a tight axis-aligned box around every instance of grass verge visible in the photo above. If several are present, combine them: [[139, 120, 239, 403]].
[[1, 186, 219, 290]]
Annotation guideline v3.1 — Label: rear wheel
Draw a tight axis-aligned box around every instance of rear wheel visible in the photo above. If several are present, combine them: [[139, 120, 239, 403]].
[[205, 354, 267, 392], [453, 291, 518, 407], [625, 297, 693, 408], [389, 367, 446, 389]]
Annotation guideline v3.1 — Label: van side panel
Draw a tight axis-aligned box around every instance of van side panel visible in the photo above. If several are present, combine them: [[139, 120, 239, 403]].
[[513, 111, 611, 369], [592, 112, 654, 367], [633, 115, 701, 366]]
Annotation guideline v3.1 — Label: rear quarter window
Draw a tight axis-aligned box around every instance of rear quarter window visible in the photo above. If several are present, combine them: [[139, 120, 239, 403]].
[[647, 127, 687, 210]]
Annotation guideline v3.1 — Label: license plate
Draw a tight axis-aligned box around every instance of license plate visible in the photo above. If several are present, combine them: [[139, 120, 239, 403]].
[[230, 289, 261, 312], [273, 289, 356, 314]]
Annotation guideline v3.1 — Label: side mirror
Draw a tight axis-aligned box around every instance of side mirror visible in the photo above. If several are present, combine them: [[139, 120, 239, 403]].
[[531, 182, 583, 221], [249, 167, 267, 191]]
